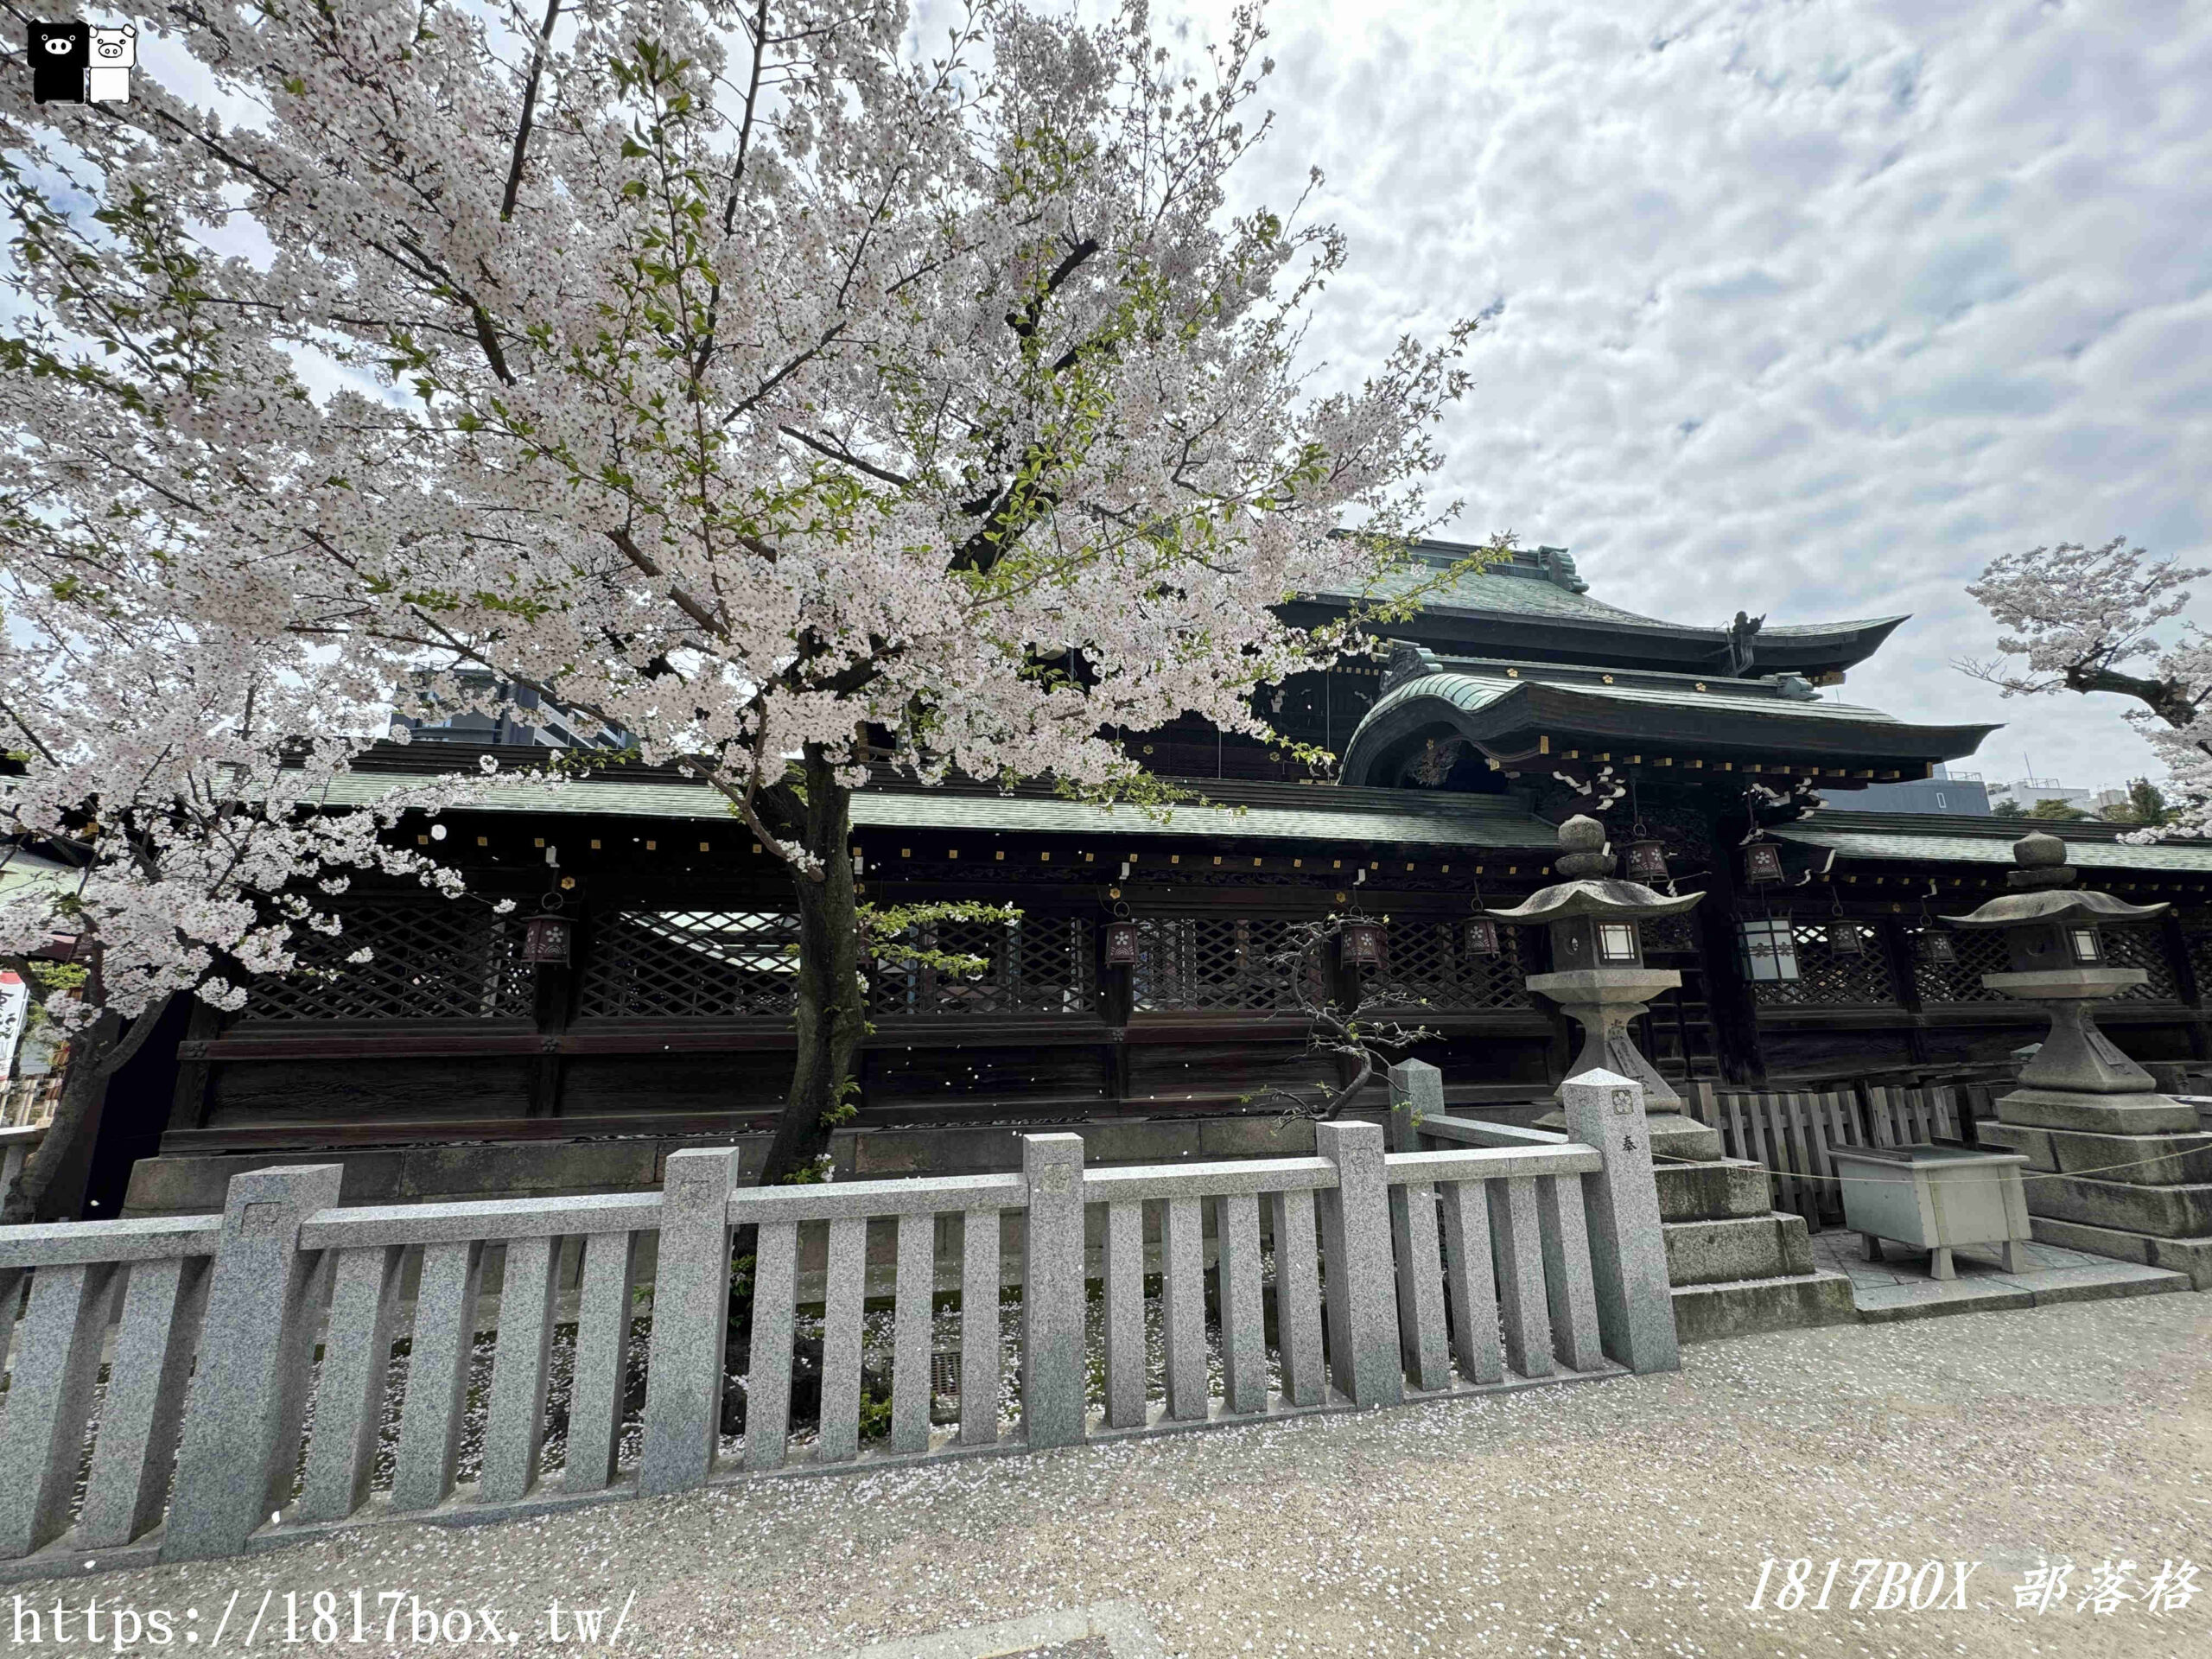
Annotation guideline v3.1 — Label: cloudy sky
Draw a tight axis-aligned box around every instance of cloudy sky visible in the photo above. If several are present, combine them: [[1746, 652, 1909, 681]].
[[1116, 0, 2212, 797], [124, 0, 2210, 795]]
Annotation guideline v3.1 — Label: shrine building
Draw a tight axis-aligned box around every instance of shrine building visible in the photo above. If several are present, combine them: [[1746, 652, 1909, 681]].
[[97, 540, 2212, 1216]]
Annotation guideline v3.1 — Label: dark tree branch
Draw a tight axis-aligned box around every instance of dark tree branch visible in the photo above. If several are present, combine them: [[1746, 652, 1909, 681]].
[[778, 423, 913, 487], [500, 0, 564, 222], [2062, 661, 2207, 730], [1007, 236, 1098, 340]]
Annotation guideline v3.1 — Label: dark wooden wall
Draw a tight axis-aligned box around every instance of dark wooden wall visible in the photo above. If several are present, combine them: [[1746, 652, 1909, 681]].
[[155, 794, 2212, 1164], [163, 812, 1561, 1157]]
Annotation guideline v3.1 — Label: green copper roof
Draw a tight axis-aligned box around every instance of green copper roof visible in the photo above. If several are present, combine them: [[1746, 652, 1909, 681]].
[[1315, 541, 1907, 641], [1364, 664, 1906, 729], [315, 771, 1560, 851], [1338, 656, 1995, 786], [1342, 557, 1661, 626], [1773, 817, 2212, 874]]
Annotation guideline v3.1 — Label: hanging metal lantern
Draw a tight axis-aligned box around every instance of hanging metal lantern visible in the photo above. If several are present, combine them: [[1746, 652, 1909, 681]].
[[1624, 838, 1668, 882], [1344, 918, 1386, 967], [1105, 920, 1140, 966], [523, 914, 573, 964], [1464, 916, 1500, 957], [1918, 930, 1957, 965], [1829, 920, 1865, 956], [1744, 842, 1785, 885]]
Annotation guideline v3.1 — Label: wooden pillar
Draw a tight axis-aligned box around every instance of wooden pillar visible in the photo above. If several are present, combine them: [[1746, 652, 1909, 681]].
[[525, 905, 577, 1118], [1694, 809, 1766, 1085], [1326, 928, 1361, 1097], [2159, 912, 2209, 1063], [1877, 914, 1929, 1065], [167, 1001, 223, 1134], [1097, 917, 1131, 1110]]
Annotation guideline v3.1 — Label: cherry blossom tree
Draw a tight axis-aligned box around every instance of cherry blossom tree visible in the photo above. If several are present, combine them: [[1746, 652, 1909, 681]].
[[0, 599, 489, 1220], [1, 0, 1476, 1188], [1963, 537, 2212, 837]]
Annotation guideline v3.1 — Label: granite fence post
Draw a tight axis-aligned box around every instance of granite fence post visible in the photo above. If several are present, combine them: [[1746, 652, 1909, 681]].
[[1560, 1069, 1680, 1374], [0, 1259, 120, 1557], [638, 1147, 739, 1496], [1020, 1133, 1087, 1449], [78, 1253, 210, 1548], [1388, 1059, 1444, 1153], [1315, 1119, 1403, 1408], [162, 1164, 344, 1562]]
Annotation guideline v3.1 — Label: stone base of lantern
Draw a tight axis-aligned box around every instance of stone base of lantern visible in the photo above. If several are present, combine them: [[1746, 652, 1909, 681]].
[[1978, 1114, 2212, 1290], [1979, 1119, 2212, 1184], [1990, 1086, 2201, 1135]]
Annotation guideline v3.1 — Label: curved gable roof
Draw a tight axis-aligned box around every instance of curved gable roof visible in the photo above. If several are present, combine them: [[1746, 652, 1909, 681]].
[[1339, 658, 1995, 787], [1305, 538, 1909, 677]]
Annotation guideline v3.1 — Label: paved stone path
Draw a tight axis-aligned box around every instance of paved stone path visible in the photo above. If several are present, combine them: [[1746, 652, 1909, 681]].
[[28, 1294, 2212, 1657], [1808, 1228, 2190, 1320]]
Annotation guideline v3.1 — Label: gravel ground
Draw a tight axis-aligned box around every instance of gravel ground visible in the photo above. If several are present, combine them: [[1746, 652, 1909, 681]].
[[28, 1293, 2212, 1659]]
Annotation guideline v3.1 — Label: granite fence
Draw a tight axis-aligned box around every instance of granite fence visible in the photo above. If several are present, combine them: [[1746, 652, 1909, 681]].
[[0, 1070, 1678, 1577]]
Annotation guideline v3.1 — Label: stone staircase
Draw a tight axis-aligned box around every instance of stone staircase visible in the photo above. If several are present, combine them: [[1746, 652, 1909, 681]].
[[1412, 1076, 1857, 1345], [1977, 1109, 2212, 1290], [1642, 1110, 1855, 1344]]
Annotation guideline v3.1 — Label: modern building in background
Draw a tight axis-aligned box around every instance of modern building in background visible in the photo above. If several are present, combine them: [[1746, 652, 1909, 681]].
[[1845, 769, 2145, 819], [1984, 778, 2135, 815], [390, 670, 636, 751], [1841, 764, 1992, 816]]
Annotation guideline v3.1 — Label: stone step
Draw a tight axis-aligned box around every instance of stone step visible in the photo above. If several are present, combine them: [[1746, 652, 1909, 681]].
[[1654, 1160, 1772, 1223], [1662, 1211, 1814, 1287], [1672, 1269, 1856, 1344], [2022, 1172, 2212, 1239], [2026, 1215, 2212, 1291], [1978, 1121, 2212, 1185]]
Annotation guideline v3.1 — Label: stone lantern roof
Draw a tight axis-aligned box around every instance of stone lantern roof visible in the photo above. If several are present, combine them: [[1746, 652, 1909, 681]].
[[1479, 815, 1704, 925], [1941, 830, 2169, 928]]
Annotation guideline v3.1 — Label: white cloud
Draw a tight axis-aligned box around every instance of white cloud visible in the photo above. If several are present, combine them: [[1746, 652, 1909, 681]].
[[105, 0, 2212, 796], [1145, 0, 2212, 795]]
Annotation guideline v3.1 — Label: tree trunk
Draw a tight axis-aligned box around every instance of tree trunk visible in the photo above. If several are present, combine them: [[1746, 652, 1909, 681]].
[[755, 747, 865, 1190], [2, 1007, 123, 1224]]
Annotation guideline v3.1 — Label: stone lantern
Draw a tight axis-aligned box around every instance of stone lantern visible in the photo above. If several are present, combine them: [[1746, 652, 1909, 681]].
[[1481, 816, 1708, 1155], [1942, 832, 2172, 1116], [1943, 830, 2212, 1288]]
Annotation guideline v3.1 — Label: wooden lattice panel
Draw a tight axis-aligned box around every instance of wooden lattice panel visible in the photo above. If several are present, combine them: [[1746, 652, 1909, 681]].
[[2186, 926, 2212, 1001], [244, 899, 534, 1021], [1131, 916, 1319, 1013], [1749, 918, 1900, 1008], [2101, 922, 2181, 1001], [579, 909, 802, 1020], [1362, 918, 1529, 1012], [1640, 912, 1700, 955], [1910, 924, 2009, 1005], [870, 917, 1096, 1017]]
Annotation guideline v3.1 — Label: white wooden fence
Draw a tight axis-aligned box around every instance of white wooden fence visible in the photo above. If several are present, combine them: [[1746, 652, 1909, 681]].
[[0, 1078, 58, 1130], [0, 1074, 1677, 1578], [1686, 1081, 1993, 1224]]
